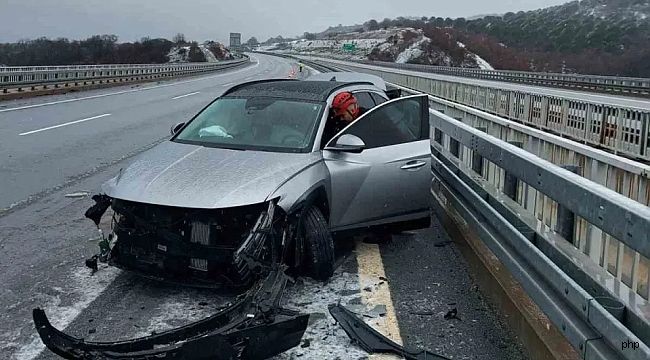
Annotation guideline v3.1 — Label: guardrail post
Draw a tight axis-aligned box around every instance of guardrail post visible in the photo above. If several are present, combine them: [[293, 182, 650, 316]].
[[450, 137, 460, 158], [556, 165, 580, 244], [503, 141, 523, 200], [472, 127, 487, 175]]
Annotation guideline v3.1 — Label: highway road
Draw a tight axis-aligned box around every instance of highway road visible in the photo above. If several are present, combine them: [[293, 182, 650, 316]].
[[305, 56, 650, 111], [0, 53, 526, 359]]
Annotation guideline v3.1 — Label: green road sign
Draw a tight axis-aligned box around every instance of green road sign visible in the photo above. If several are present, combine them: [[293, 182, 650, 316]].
[[342, 43, 356, 52]]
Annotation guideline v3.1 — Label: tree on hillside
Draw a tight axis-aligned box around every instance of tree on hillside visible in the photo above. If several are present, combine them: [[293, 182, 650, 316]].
[[173, 33, 186, 45], [187, 42, 205, 62], [379, 18, 392, 29], [303, 32, 317, 40], [246, 37, 259, 46], [365, 19, 379, 31]]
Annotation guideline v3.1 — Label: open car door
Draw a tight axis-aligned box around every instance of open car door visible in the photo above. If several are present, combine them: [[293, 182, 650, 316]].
[[324, 94, 431, 231]]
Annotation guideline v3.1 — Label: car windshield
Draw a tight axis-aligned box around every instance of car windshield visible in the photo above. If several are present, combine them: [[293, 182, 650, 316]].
[[174, 96, 324, 152]]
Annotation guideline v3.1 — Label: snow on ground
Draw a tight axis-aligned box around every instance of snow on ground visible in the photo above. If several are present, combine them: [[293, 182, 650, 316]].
[[199, 45, 218, 63], [473, 54, 494, 70], [457, 41, 494, 70], [11, 264, 121, 360], [167, 46, 192, 63], [396, 36, 429, 64], [272, 268, 367, 359]]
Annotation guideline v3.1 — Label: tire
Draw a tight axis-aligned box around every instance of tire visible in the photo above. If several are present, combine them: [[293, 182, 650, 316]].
[[300, 206, 335, 280]]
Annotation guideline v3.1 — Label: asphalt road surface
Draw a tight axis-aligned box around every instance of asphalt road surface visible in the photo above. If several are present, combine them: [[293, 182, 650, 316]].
[[0, 53, 527, 359]]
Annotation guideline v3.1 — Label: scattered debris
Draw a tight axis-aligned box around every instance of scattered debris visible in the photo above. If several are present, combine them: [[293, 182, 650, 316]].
[[33, 267, 310, 359], [301, 339, 311, 348], [64, 191, 90, 199], [84, 194, 111, 226], [329, 303, 450, 360], [367, 304, 387, 318], [84, 255, 98, 274], [410, 310, 435, 316], [444, 308, 461, 321], [434, 240, 453, 247]]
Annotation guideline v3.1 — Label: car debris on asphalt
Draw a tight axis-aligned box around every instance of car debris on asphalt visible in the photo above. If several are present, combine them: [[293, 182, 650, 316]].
[[33, 267, 309, 359], [328, 303, 450, 360]]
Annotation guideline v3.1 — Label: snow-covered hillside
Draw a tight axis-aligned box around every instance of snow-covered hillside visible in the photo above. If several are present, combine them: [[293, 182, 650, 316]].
[[267, 28, 492, 69], [167, 46, 192, 63]]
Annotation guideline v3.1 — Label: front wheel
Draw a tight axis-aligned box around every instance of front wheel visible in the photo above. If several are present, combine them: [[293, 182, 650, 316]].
[[300, 206, 334, 280]]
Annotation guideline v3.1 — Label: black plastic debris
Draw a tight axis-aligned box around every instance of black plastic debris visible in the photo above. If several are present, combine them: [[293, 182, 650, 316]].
[[84, 255, 98, 274], [444, 308, 460, 321], [328, 303, 450, 360], [33, 267, 309, 360], [84, 194, 111, 226]]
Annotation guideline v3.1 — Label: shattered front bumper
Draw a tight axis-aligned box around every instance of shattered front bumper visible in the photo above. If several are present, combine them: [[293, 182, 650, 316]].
[[87, 196, 279, 288], [33, 268, 309, 360]]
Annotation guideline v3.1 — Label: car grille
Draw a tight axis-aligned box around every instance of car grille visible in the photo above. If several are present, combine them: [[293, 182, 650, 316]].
[[190, 221, 212, 245]]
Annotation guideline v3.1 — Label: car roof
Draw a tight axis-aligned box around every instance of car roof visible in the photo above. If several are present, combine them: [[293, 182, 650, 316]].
[[307, 72, 387, 91], [222, 79, 373, 102]]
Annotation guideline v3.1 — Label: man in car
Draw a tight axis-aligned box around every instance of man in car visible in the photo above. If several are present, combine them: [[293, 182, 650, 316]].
[[322, 91, 360, 146]]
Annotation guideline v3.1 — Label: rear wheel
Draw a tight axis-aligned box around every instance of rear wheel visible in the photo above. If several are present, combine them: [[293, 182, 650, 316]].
[[300, 206, 334, 280]]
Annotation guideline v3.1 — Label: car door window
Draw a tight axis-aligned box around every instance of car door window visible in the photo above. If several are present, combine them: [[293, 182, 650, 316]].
[[338, 96, 424, 149], [370, 92, 387, 105], [353, 92, 376, 115]]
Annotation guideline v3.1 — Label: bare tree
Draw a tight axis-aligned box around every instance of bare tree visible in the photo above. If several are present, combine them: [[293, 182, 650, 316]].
[[173, 33, 186, 45]]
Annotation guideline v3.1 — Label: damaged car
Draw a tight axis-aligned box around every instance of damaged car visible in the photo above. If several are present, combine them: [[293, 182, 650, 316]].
[[87, 74, 433, 287], [34, 74, 434, 359]]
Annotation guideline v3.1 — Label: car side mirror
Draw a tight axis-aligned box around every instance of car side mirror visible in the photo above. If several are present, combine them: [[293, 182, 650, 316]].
[[325, 134, 366, 153], [170, 122, 185, 136]]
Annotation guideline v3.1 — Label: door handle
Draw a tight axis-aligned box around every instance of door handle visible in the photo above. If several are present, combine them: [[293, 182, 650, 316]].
[[400, 160, 426, 170]]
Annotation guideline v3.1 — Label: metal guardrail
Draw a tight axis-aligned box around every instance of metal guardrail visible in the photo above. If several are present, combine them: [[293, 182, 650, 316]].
[[429, 110, 650, 360], [308, 57, 650, 302], [310, 57, 650, 162], [0, 57, 250, 93], [354, 59, 650, 97], [290, 53, 650, 357], [281, 51, 650, 97]]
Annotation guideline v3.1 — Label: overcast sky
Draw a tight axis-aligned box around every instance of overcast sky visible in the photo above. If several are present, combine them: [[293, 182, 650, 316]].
[[0, 0, 570, 43]]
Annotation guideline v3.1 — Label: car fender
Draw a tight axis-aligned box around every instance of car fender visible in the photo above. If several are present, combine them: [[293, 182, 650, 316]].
[[267, 160, 331, 217]]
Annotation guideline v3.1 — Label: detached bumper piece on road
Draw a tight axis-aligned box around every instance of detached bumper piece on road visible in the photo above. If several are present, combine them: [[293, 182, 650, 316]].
[[33, 268, 309, 359], [329, 304, 450, 360]]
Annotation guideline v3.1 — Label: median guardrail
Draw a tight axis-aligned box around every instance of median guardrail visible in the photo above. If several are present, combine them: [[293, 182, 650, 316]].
[[280, 51, 650, 97], [0, 57, 250, 94], [354, 59, 650, 97], [430, 109, 649, 360]]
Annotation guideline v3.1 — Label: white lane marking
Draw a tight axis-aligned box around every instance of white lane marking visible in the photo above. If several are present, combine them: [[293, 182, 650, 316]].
[[19, 113, 111, 136], [172, 91, 200, 100], [0, 61, 260, 113], [223, 82, 235, 87], [12, 265, 121, 360]]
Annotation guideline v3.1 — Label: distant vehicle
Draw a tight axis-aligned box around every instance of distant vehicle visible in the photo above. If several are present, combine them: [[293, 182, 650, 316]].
[[89, 75, 431, 287]]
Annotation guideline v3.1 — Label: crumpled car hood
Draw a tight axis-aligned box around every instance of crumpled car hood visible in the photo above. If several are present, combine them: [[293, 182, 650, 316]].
[[103, 141, 322, 209]]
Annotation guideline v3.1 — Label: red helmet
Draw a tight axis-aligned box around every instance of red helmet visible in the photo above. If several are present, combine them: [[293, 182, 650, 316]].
[[332, 92, 359, 119]]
